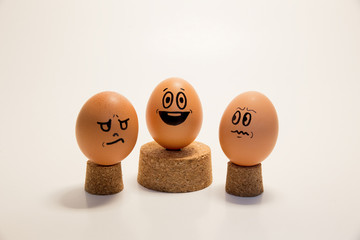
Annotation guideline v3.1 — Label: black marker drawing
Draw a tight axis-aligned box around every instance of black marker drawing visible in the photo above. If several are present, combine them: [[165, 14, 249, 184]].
[[176, 92, 187, 109], [162, 91, 173, 109], [243, 112, 251, 126], [119, 118, 129, 130], [159, 111, 190, 125], [231, 107, 256, 139], [231, 130, 253, 138], [232, 110, 241, 125], [158, 89, 191, 126], [97, 119, 111, 132], [106, 138, 125, 145], [246, 107, 256, 113], [98, 116, 130, 147]]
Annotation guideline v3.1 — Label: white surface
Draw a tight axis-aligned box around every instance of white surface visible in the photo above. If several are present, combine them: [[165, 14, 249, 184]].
[[1, 0, 360, 239]]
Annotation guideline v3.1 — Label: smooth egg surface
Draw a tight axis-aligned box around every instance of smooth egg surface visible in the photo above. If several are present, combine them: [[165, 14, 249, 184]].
[[146, 77, 203, 150], [76, 91, 138, 165], [219, 91, 278, 166]]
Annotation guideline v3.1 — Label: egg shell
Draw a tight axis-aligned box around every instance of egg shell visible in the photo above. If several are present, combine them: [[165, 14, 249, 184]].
[[146, 77, 203, 150], [219, 91, 278, 166], [76, 91, 138, 165]]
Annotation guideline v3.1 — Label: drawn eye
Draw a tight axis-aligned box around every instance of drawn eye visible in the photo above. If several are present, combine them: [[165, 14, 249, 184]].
[[162, 91, 173, 109], [232, 111, 241, 125], [97, 119, 111, 132], [119, 118, 129, 130], [176, 92, 187, 110], [243, 112, 251, 126]]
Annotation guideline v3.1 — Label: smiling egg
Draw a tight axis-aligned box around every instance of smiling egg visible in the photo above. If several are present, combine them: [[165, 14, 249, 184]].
[[219, 91, 278, 166], [146, 77, 202, 150], [76, 91, 138, 165]]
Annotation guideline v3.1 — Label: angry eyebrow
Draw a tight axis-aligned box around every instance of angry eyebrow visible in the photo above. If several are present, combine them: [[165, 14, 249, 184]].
[[237, 107, 245, 111], [180, 88, 185, 91], [163, 88, 168, 92], [246, 107, 257, 113]]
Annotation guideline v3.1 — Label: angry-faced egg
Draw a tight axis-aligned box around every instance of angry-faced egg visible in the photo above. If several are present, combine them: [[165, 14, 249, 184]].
[[76, 91, 138, 165]]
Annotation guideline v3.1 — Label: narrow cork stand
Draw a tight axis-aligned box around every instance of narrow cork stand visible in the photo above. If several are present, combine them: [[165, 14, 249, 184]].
[[85, 160, 124, 195], [137, 141, 212, 193], [225, 161, 263, 197]]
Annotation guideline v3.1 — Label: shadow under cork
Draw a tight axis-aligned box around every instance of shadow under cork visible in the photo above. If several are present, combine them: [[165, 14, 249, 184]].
[[225, 192, 264, 205], [223, 182, 274, 205], [59, 185, 121, 209]]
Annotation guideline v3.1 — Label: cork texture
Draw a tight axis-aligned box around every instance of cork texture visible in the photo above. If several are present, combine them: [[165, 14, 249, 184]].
[[138, 141, 212, 193], [85, 160, 123, 195], [226, 161, 263, 197]]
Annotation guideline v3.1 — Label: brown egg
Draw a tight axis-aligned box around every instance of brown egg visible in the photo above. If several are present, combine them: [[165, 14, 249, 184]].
[[219, 91, 278, 166], [76, 91, 138, 165], [146, 77, 203, 150]]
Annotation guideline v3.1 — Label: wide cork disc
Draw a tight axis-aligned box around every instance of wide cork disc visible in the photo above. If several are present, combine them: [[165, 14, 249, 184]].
[[138, 141, 212, 193], [85, 160, 124, 195], [225, 161, 263, 197]]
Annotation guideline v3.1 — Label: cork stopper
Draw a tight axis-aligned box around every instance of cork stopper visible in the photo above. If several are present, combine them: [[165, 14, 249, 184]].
[[225, 161, 263, 197], [137, 141, 212, 193], [85, 160, 124, 195]]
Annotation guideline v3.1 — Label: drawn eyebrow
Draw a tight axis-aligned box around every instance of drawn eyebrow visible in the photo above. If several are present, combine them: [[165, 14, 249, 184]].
[[163, 88, 168, 92], [180, 88, 185, 91], [237, 107, 245, 111], [246, 107, 257, 113]]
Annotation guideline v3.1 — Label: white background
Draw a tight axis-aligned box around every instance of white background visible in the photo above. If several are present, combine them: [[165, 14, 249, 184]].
[[1, 0, 360, 239]]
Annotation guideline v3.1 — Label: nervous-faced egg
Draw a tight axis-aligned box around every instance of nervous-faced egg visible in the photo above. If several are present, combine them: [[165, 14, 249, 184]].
[[146, 77, 203, 150], [219, 91, 278, 166], [76, 91, 138, 165]]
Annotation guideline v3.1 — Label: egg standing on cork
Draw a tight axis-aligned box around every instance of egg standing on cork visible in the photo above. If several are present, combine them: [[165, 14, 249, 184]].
[[146, 77, 203, 150], [219, 91, 278, 197], [76, 91, 138, 195], [138, 77, 212, 193]]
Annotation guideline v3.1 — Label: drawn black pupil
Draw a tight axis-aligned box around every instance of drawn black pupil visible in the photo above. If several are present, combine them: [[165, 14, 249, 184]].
[[232, 111, 241, 125], [97, 119, 111, 132], [176, 92, 187, 110], [243, 113, 251, 126], [119, 118, 129, 130], [162, 91, 174, 109]]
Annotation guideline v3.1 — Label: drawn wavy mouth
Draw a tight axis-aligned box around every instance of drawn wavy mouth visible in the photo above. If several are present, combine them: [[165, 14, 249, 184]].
[[159, 111, 190, 126], [104, 138, 125, 146], [231, 130, 253, 138]]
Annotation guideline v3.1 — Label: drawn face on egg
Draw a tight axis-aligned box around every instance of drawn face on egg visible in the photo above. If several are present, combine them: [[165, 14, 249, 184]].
[[159, 87, 190, 126], [219, 91, 278, 166], [76, 91, 138, 166], [230, 107, 257, 139], [96, 115, 129, 147], [146, 78, 202, 150]]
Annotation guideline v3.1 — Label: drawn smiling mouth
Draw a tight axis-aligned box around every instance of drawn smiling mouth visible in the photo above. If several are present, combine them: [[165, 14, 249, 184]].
[[104, 138, 125, 146], [159, 111, 190, 126], [231, 130, 253, 138]]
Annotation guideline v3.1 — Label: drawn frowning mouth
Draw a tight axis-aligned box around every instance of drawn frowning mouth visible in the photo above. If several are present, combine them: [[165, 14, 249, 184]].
[[159, 111, 190, 126], [231, 130, 253, 138], [102, 138, 125, 147]]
